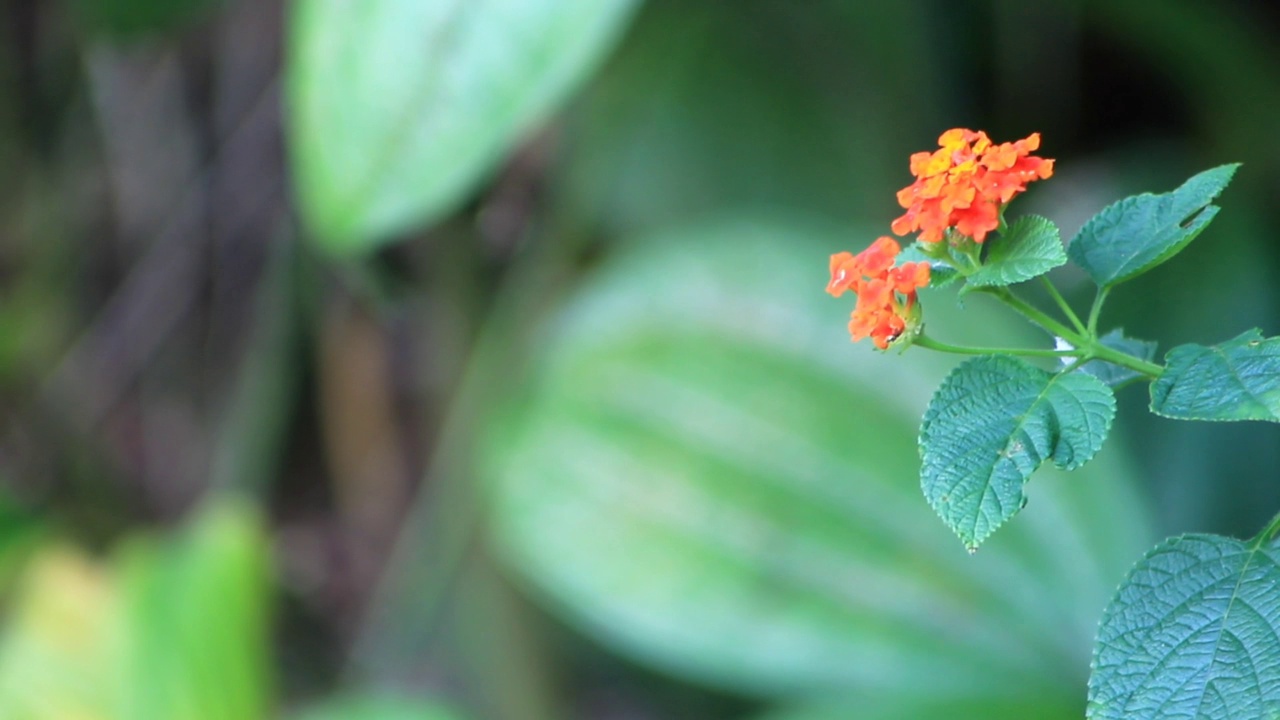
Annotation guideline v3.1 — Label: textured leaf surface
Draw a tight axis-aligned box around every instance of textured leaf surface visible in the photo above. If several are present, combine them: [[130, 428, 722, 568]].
[[1151, 329, 1280, 421], [1067, 164, 1239, 287], [481, 216, 1153, 700], [288, 0, 637, 253], [1080, 329, 1158, 388], [964, 215, 1065, 291], [920, 356, 1116, 550], [1088, 532, 1280, 720]]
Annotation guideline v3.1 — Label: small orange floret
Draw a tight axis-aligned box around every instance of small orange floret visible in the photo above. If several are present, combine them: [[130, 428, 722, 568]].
[[891, 128, 1054, 244], [827, 236, 929, 349], [826, 251, 860, 297], [889, 261, 930, 294]]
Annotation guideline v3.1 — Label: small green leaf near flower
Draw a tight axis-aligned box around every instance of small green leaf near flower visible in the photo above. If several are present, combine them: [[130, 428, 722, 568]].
[[963, 215, 1065, 292]]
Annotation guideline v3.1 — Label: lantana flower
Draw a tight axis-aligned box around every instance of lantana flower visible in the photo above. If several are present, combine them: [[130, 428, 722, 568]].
[[827, 237, 930, 348], [891, 128, 1054, 243]]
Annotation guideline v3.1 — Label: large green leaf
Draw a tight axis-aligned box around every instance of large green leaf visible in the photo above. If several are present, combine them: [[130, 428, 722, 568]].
[[1066, 164, 1239, 288], [480, 216, 1154, 703], [288, 0, 638, 253], [963, 215, 1066, 291], [920, 356, 1116, 550], [1088, 531, 1280, 719], [1150, 329, 1280, 422]]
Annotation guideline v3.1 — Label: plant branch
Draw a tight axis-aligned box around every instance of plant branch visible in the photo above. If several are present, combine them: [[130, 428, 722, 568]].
[[1253, 509, 1280, 546], [983, 287, 1083, 344], [1088, 343, 1164, 379], [974, 286, 1163, 379], [1039, 276, 1087, 335], [914, 333, 1079, 359], [1088, 286, 1111, 335]]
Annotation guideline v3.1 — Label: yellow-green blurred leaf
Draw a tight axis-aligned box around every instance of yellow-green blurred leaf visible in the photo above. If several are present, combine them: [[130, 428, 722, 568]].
[[0, 501, 272, 720]]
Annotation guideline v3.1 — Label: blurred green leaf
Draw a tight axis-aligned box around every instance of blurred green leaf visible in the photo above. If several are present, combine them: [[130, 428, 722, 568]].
[[0, 493, 44, 595], [1067, 164, 1239, 288], [296, 694, 466, 720], [287, 0, 638, 253], [1150, 329, 1280, 422], [1080, 329, 1158, 388], [0, 500, 272, 720], [963, 215, 1065, 292], [0, 545, 115, 718], [921, 356, 1116, 550], [1088, 532, 1280, 720], [480, 217, 1155, 704], [555, 1, 943, 238], [115, 501, 272, 720], [72, 0, 222, 37]]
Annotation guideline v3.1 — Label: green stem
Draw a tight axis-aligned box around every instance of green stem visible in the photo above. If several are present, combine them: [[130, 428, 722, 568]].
[[914, 333, 1079, 359], [974, 286, 1164, 379], [984, 287, 1083, 343], [1089, 343, 1164, 378], [1253, 509, 1280, 546], [1039, 276, 1087, 335], [1087, 286, 1111, 335]]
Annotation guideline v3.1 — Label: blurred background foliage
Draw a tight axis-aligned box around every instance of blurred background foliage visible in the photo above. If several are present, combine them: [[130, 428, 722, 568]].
[[0, 0, 1276, 718]]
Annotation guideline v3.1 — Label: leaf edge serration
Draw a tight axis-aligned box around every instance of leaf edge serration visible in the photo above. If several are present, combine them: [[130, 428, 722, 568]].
[[919, 355, 1116, 551]]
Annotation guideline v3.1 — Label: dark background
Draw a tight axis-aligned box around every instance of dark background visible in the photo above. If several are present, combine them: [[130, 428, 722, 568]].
[[0, 1, 1277, 718]]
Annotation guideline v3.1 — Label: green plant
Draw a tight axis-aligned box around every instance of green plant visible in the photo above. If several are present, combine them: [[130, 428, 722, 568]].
[[826, 128, 1277, 719]]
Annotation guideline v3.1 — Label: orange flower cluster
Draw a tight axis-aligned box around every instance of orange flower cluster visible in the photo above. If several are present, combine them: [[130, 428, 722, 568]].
[[891, 128, 1054, 243], [827, 237, 930, 349]]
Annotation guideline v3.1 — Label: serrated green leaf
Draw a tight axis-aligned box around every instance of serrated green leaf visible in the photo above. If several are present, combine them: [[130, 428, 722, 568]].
[[962, 215, 1065, 292], [1150, 329, 1280, 421], [482, 216, 1155, 700], [1080, 328, 1158, 388], [920, 356, 1116, 550], [1088, 532, 1280, 720], [288, 0, 638, 253], [1067, 164, 1239, 287]]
